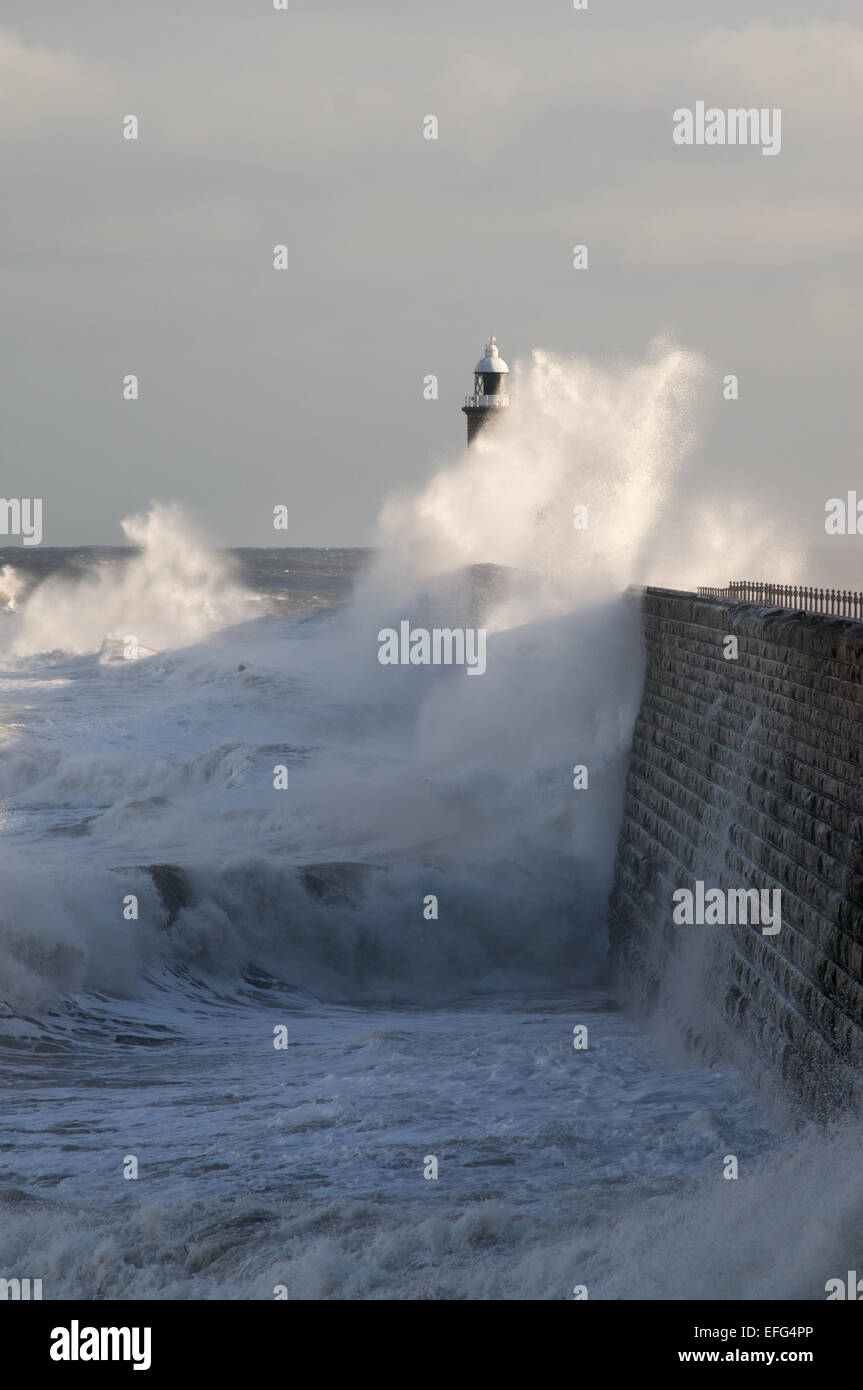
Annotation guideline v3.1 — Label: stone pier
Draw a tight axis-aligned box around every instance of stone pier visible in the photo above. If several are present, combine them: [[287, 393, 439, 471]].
[[608, 587, 863, 1114]]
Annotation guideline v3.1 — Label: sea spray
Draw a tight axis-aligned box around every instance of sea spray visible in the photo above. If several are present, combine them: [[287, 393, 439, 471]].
[[0, 343, 848, 1307], [1, 501, 257, 659], [0, 342, 801, 1009], [365, 339, 798, 629]]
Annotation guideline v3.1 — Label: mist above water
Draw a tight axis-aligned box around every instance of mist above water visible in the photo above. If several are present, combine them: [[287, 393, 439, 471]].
[[0, 341, 854, 1306], [0, 339, 802, 1014], [1, 502, 257, 659], [368, 339, 799, 629], [2, 339, 800, 662]]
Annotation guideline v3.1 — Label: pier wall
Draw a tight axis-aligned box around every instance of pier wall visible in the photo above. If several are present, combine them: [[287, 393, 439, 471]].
[[608, 588, 863, 1112]]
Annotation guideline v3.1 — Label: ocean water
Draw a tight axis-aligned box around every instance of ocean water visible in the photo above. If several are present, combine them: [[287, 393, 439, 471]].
[[0, 349, 858, 1300], [1, 540, 859, 1302]]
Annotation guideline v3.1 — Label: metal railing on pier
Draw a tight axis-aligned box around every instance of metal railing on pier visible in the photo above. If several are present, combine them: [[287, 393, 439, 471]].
[[697, 581, 863, 620]]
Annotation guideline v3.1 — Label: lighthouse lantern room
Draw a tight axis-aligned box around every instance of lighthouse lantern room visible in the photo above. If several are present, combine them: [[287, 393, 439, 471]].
[[462, 336, 510, 445]]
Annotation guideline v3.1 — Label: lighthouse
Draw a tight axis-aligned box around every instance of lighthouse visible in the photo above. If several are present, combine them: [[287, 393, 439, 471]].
[[462, 336, 509, 445]]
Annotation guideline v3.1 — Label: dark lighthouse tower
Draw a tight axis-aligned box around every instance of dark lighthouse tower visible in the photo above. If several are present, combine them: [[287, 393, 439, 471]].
[[462, 336, 510, 445]]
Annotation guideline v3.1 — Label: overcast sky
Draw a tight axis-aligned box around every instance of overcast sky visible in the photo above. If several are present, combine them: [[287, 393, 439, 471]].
[[1, 0, 861, 550]]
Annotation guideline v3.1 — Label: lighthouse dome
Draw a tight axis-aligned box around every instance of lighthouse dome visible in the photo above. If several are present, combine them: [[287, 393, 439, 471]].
[[474, 337, 508, 374]]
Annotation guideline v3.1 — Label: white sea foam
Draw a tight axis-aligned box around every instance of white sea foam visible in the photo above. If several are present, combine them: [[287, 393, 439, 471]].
[[0, 344, 803, 1008], [1, 501, 257, 659], [0, 342, 835, 1304]]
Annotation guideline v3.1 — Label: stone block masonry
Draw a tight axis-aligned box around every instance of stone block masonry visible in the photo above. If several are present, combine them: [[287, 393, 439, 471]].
[[608, 587, 863, 1116]]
